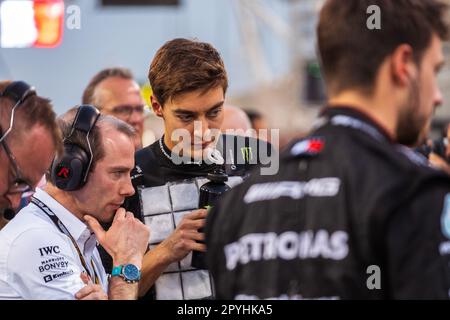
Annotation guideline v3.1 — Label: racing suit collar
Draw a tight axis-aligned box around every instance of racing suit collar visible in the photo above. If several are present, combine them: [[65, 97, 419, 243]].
[[321, 105, 395, 143], [159, 135, 205, 166], [156, 135, 219, 174]]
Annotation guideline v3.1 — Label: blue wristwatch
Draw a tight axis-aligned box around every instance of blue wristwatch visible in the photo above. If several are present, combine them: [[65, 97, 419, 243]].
[[111, 264, 141, 283]]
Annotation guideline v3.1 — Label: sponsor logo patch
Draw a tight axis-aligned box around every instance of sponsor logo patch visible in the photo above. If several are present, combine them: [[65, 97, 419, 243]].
[[244, 178, 340, 204], [38, 246, 60, 257], [224, 230, 349, 271], [42, 270, 74, 283], [291, 138, 325, 157]]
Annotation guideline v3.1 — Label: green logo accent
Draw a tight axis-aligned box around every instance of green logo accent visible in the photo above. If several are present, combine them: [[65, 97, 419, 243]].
[[241, 147, 253, 162]]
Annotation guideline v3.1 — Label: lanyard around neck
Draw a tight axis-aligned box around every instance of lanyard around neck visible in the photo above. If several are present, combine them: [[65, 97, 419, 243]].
[[31, 196, 99, 285]]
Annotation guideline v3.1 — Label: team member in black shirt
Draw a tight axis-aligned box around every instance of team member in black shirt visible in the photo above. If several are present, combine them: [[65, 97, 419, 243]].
[[206, 0, 450, 299]]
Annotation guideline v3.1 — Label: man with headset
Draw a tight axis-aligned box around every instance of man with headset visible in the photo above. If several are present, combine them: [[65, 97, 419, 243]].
[[0, 105, 150, 299], [0, 81, 61, 228]]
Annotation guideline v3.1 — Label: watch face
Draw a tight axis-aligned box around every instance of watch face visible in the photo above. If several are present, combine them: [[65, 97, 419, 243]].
[[123, 264, 140, 281]]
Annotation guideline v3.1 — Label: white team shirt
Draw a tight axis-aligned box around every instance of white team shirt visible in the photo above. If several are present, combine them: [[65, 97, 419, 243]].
[[0, 188, 108, 299]]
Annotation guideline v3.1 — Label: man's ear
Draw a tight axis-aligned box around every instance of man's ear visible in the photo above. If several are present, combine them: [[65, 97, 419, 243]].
[[391, 44, 416, 86], [151, 96, 164, 118]]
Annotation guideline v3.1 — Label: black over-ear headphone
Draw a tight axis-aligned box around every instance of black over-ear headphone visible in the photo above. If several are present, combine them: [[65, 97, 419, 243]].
[[51, 105, 100, 191], [0, 81, 36, 142]]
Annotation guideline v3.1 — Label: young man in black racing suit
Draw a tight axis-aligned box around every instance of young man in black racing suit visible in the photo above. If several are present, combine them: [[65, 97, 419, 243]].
[[205, 0, 450, 299], [122, 38, 275, 300]]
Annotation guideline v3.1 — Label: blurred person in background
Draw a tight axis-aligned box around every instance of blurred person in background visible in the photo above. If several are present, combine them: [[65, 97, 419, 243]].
[[245, 109, 270, 140], [82, 67, 146, 150], [221, 104, 253, 135]]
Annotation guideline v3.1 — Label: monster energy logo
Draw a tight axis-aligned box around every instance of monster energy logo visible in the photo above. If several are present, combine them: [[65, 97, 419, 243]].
[[241, 147, 253, 162]]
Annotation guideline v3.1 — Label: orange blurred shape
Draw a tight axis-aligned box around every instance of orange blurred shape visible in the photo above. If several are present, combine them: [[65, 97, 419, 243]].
[[33, 0, 64, 48]]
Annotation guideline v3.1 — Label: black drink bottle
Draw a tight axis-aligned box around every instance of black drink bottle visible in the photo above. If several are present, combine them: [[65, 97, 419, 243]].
[[191, 169, 231, 269]]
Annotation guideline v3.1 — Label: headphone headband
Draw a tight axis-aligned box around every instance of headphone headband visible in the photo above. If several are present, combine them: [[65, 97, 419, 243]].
[[1, 81, 36, 105], [0, 81, 37, 143], [71, 104, 100, 134]]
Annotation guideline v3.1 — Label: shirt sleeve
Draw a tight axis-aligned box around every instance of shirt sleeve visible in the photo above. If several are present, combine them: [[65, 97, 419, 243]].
[[6, 227, 87, 300], [386, 182, 450, 299]]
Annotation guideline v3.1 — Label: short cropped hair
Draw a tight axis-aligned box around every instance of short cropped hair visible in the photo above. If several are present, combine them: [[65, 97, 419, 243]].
[[317, 0, 450, 95], [148, 38, 228, 106], [82, 67, 134, 108]]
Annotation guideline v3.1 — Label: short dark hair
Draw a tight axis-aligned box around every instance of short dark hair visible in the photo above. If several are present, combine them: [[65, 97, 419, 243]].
[[56, 106, 136, 172], [149, 38, 228, 106], [82, 67, 134, 107], [318, 0, 450, 95], [0, 81, 62, 154]]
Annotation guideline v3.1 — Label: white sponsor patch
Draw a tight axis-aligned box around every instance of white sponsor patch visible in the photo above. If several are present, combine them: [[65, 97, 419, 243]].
[[243, 178, 340, 203], [224, 230, 349, 270]]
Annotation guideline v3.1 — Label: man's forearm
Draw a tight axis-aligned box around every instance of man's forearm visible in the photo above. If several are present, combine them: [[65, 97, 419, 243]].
[[138, 246, 172, 297], [108, 277, 139, 300]]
